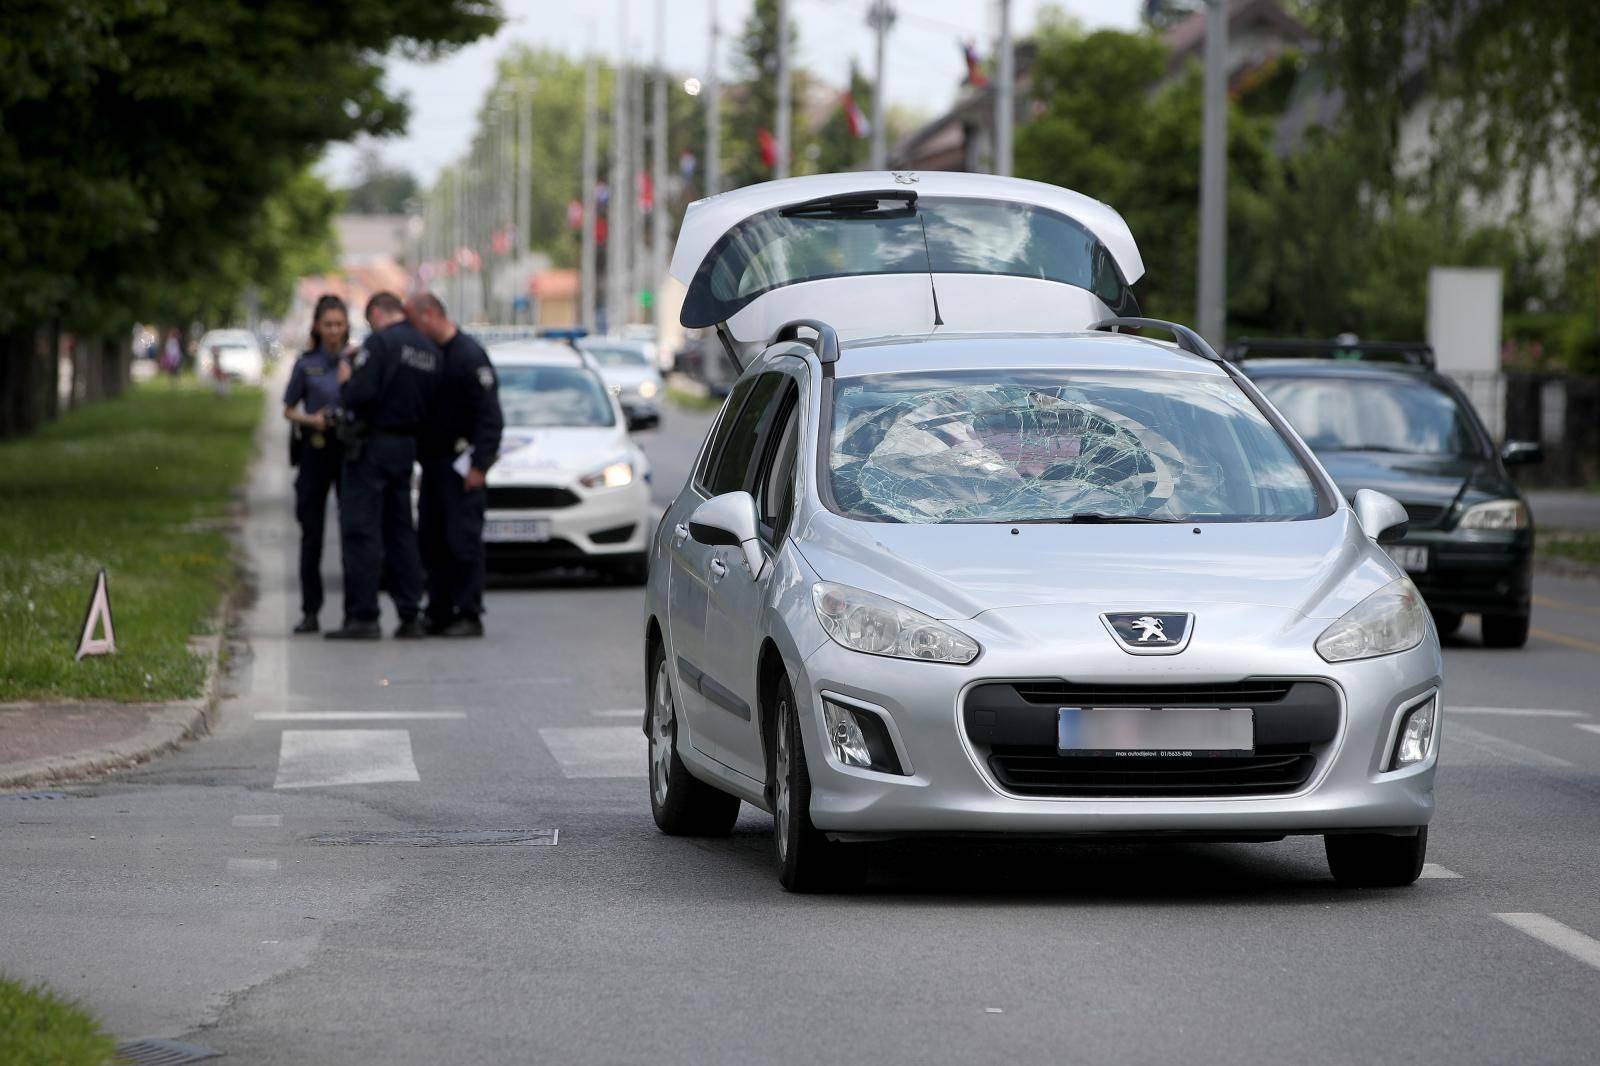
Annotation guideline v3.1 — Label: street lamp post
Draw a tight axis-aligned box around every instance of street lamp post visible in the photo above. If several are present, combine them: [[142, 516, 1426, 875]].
[[867, 0, 895, 170], [1197, 0, 1228, 348]]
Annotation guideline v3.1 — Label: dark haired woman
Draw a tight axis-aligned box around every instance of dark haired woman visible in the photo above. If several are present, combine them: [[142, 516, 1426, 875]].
[[282, 295, 352, 633]]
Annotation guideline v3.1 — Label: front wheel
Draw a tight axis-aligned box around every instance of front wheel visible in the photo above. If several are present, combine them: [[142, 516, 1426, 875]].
[[648, 650, 739, 836], [1431, 610, 1462, 637], [1481, 612, 1529, 648], [772, 676, 864, 893], [1325, 827, 1427, 887]]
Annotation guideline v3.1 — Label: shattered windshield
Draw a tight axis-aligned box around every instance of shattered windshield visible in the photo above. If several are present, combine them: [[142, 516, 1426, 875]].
[[827, 369, 1323, 523]]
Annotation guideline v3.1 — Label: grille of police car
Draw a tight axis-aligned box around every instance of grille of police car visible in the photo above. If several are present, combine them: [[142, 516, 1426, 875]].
[[961, 680, 1339, 797], [486, 486, 581, 509]]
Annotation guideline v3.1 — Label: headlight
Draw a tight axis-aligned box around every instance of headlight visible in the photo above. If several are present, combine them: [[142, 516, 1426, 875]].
[[1315, 578, 1428, 662], [1457, 498, 1528, 531], [636, 380, 659, 399], [579, 459, 634, 489], [811, 582, 980, 664]]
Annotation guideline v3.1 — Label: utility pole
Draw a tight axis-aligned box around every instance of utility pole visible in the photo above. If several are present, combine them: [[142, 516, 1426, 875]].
[[1197, 0, 1228, 347], [706, 0, 722, 196], [651, 0, 669, 317], [994, 0, 1014, 176], [631, 46, 646, 324], [581, 49, 598, 333], [774, 0, 791, 179], [518, 79, 534, 323], [608, 46, 629, 332], [867, 0, 895, 170]]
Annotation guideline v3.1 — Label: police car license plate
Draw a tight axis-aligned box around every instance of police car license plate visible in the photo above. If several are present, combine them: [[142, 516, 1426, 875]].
[[484, 518, 551, 543], [1386, 544, 1429, 572], [1057, 706, 1254, 757]]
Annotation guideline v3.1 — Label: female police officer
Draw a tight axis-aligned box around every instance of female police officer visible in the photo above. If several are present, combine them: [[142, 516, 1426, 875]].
[[282, 294, 352, 633]]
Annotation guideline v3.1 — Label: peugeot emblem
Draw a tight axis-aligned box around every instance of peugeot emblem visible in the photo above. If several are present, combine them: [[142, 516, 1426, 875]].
[[1101, 611, 1195, 655], [891, 170, 919, 185]]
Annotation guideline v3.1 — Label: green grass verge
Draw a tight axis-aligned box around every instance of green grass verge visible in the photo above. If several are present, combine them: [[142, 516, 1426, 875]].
[[0, 976, 115, 1066], [666, 385, 724, 413], [1541, 530, 1600, 567], [0, 381, 261, 702]]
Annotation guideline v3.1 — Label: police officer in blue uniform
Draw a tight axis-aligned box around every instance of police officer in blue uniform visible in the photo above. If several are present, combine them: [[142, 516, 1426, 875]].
[[409, 293, 504, 637], [325, 291, 441, 640], [282, 294, 352, 633]]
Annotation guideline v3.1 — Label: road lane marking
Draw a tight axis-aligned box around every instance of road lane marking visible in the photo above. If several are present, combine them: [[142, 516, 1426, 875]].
[[232, 815, 282, 827], [1445, 722, 1575, 768], [1533, 594, 1600, 617], [591, 709, 644, 718], [1449, 706, 1586, 719], [1575, 724, 1600, 738], [274, 730, 421, 788], [1420, 864, 1462, 879], [538, 727, 647, 778], [227, 858, 280, 876], [1531, 627, 1600, 655], [1494, 913, 1600, 972], [254, 712, 466, 721]]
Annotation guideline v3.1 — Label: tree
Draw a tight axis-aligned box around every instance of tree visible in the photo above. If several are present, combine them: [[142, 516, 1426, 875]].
[[722, 0, 811, 190], [343, 150, 421, 215], [0, 0, 500, 437], [813, 62, 873, 175]]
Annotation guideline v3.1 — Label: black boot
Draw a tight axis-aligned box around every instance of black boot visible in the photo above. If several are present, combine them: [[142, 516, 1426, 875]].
[[293, 614, 320, 634], [324, 620, 382, 640], [393, 617, 429, 639], [437, 614, 484, 638]]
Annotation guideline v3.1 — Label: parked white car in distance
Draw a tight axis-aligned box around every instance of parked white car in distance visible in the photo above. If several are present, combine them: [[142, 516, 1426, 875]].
[[197, 328, 265, 385]]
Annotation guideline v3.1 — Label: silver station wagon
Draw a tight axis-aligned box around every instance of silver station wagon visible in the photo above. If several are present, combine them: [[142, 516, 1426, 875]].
[[642, 173, 1442, 891]]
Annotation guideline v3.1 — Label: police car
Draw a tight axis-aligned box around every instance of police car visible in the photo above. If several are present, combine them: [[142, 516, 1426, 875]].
[[481, 340, 653, 583]]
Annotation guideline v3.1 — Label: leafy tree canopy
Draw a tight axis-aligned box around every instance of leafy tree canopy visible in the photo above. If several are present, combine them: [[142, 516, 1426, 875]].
[[342, 150, 421, 215]]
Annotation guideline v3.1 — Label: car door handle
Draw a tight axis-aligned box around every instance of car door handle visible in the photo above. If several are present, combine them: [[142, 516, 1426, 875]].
[[709, 557, 727, 579], [673, 523, 690, 546]]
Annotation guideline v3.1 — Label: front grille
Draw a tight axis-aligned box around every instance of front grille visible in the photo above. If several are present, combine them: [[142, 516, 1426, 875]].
[[964, 679, 1337, 799], [1401, 502, 1448, 528], [487, 486, 579, 510]]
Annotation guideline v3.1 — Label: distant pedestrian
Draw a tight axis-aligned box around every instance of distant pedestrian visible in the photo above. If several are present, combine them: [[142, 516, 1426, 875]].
[[408, 292, 504, 637], [160, 328, 182, 380], [324, 292, 441, 641], [282, 294, 351, 634]]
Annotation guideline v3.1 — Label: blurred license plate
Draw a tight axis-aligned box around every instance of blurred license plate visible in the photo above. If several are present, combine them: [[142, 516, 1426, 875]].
[[484, 518, 551, 543], [1387, 545, 1428, 572], [1057, 707, 1254, 757]]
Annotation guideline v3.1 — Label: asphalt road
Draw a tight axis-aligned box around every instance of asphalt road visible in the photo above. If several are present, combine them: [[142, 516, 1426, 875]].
[[4, 395, 1600, 1065]]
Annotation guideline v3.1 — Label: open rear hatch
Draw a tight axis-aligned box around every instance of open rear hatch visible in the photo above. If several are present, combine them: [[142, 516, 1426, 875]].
[[671, 172, 1146, 360]]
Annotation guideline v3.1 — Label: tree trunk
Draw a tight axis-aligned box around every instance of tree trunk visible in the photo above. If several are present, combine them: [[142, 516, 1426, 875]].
[[0, 325, 49, 440]]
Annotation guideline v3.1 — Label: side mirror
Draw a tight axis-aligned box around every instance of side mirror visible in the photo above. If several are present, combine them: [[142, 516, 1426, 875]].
[[689, 491, 765, 578], [1500, 440, 1542, 466], [1353, 488, 1409, 544], [626, 407, 660, 432]]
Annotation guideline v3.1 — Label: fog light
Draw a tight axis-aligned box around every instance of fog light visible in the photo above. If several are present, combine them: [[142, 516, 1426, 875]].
[[822, 700, 873, 768], [1391, 696, 1437, 769]]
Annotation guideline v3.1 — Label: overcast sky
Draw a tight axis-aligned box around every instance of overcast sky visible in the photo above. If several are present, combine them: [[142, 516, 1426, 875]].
[[321, 0, 1142, 187]]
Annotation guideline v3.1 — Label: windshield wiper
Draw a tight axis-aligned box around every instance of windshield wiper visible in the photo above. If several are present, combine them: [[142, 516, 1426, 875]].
[[1317, 445, 1434, 455]]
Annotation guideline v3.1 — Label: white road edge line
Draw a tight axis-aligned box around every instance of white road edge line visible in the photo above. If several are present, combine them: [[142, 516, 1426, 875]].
[[1419, 863, 1462, 879], [1494, 912, 1600, 971], [1450, 707, 1586, 719], [232, 815, 282, 828], [227, 858, 281, 875], [254, 712, 466, 721], [1574, 724, 1600, 737], [1445, 722, 1576, 768]]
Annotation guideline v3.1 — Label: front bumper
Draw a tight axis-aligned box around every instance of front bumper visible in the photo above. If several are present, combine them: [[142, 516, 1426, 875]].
[[1398, 528, 1532, 615], [484, 477, 650, 566], [790, 613, 1442, 838]]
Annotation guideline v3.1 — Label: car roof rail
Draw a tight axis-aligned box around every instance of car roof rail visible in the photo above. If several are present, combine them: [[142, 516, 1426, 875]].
[[1089, 317, 1223, 363], [1227, 337, 1436, 368], [768, 319, 841, 364]]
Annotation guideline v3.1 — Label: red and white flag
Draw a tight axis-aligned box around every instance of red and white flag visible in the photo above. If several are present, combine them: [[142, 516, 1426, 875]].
[[757, 127, 778, 170], [637, 170, 654, 213], [842, 91, 869, 138], [962, 39, 989, 88]]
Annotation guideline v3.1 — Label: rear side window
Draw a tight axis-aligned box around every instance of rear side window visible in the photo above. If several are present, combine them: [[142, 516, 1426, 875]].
[[703, 372, 787, 496]]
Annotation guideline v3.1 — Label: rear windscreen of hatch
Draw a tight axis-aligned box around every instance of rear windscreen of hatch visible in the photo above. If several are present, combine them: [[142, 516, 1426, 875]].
[[681, 197, 1136, 327]]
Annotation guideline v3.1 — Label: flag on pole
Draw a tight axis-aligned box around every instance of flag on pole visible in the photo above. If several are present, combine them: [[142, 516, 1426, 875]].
[[842, 91, 869, 138], [757, 127, 778, 170], [637, 171, 654, 213], [962, 39, 989, 88], [491, 225, 512, 257]]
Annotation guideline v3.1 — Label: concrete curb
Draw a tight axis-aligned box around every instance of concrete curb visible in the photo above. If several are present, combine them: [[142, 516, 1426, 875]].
[[0, 623, 228, 790]]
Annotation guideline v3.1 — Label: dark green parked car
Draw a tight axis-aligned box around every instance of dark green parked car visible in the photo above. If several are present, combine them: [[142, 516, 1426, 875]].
[[1237, 340, 1541, 647]]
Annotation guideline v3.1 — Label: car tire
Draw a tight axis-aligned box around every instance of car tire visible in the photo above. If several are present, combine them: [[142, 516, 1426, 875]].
[[1431, 610, 1462, 637], [1481, 612, 1530, 648], [606, 552, 649, 586], [771, 675, 865, 893], [647, 648, 740, 836], [1325, 827, 1427, 888]]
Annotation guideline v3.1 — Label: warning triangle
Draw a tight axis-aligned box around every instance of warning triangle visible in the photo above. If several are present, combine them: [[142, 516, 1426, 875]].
[[76, 569, 117, 661]]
